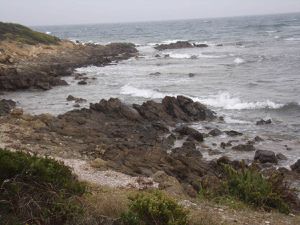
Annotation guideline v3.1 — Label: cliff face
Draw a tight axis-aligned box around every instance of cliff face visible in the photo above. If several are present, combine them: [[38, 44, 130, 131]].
[[0, 22, 138, 91]]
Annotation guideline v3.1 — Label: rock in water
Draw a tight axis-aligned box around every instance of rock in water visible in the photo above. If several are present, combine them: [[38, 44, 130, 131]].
[[256, 119, 272, 125], [175, 126, 204, 142], [254, 150, 278, 164]]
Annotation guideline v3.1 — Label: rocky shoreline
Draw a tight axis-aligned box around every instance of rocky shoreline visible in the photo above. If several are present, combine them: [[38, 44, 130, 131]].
[[0, 40, 137, 91], [1, 24, 300, 223], [1, 95, 300, 205]]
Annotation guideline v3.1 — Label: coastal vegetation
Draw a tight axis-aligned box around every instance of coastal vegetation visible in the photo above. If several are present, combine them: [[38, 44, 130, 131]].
[[199, 164, 293, 214], [0, 149, 85, 225], [0, 22, 60, 45]]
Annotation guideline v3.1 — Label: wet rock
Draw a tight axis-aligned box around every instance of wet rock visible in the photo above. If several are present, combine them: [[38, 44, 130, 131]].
[[232, 144, 255, 151], [254, 136, 264, 142], [193, 43, 209, 48], [0, 99, 16, 116], [220, 141, 232, 149], [254, 150, 278, 164], [149, 72, 161, 76], [256, 119, 272, 125], [73, 103, 80, 108], [225, 130, 243, 137], [78, 80, 87, 85], [154, 41, 194, 51], [209, 128, 222, 136], [188, 73, 195, 77], [66, 95, 87, 103], [291, 159, 300, 173], [154, 54, 161, 58], [276, 153, 288, 161], [175, 126, 204, 142]]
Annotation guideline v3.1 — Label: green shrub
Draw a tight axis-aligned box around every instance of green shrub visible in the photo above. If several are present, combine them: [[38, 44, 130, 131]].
[[121, 191, 189, 225], [199, 164, 291, 214], [0, 22, 60, 45], [0, 149, 86, 225]]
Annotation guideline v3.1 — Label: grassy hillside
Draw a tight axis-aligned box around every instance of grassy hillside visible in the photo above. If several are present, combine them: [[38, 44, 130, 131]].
[[0, 22, 60, 45]]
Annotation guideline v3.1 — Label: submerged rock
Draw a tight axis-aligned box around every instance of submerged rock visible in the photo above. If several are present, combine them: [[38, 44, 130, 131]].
[[232, 144, 255, 152], [225, 130, 243, 137]]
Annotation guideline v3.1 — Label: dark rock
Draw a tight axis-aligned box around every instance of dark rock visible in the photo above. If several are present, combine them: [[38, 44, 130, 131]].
[[188, 73, 195, 77], [154, 41, 194, 51], [78, 80, 87, 85], [0, 99, 16, 116], [216, 44, 223, 47], [193, 43, 209, 48], [276, 153, 288, 161], [149, 72, 161, 76], [209, 128, 222, 137], [172, 141, 202, 158], [220, 141, 233, 149], [175, 126, 204, 142], [291, 159, 300, 173], [73, 103, 80, 108], [232, 144, 255, 151], [256, 119, 272, 125], [66, 95, 87, 103], [254, 136, 264, 142], [254, 150, 278, 164], [225, 130, 243, 137], [154, 54, 161, 58]]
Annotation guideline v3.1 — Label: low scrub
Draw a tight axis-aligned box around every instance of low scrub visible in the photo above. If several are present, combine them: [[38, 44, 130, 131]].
[[0, 22, 60, 45], [121, 191, 189, 225], [0, 149, 85, 225], [200, 164, 291, 214]]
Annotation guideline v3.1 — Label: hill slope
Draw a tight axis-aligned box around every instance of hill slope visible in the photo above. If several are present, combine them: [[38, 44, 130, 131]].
[[0, 22, 60, 45]]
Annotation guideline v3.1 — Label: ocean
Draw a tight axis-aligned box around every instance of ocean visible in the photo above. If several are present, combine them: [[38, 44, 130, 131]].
[[5, 13, 300, 165]]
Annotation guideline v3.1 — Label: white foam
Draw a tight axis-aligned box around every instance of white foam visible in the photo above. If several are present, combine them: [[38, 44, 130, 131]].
[[266, 30, 277, 33], [166, 53, 225, 59], [120, 84, 173, 99], [224, 116, 251, 124], [45, 31, 51, 35], [193, 92, 283, 110], [234, 57, 245, 64], [285, 37, 300, 41], [168, 53, 192, 59]]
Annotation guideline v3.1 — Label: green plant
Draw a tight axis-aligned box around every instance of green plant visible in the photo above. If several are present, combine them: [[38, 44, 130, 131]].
[[0, 149, 86, 225], [121, 191, 189, 225], [199, 164, 291, 214]]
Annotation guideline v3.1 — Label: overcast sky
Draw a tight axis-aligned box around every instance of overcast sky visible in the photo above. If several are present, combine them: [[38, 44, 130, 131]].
[[1, 0, 300, 26]]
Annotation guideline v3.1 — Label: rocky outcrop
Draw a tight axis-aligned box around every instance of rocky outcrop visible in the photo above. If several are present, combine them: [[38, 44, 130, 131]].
[[0, 41, 137, 91], [154, 41, 209, 51]]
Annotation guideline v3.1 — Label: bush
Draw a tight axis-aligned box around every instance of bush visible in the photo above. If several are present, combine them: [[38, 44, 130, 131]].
[[0, 149, 86, 225], [199, 164, 291, 214], [121, 191, 189, 225], [0, 22, 60, 45]]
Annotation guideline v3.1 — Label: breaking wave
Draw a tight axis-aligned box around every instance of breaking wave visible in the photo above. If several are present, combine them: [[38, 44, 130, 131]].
[[120, 86, 286, 110]]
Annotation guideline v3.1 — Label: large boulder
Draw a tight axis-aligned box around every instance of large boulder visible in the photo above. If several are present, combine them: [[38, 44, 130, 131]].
[[133, 95, 215, 124], [254, 150, 278, 164]]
